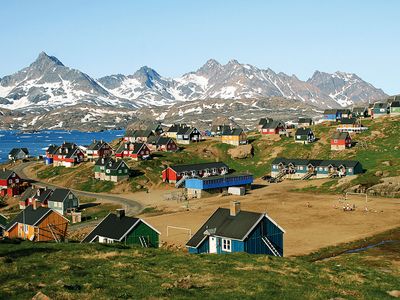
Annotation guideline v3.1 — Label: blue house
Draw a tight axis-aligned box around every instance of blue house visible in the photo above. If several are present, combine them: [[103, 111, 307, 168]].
[[185, 173, 253, 198], [323, 109, 351, 121], [372, 102, 389, 118], [186, 201, 285, 256], [271, 157, 363, 180]]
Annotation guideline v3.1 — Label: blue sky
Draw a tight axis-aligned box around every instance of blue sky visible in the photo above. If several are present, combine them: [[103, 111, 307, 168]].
[[0, 0, 399, 94]]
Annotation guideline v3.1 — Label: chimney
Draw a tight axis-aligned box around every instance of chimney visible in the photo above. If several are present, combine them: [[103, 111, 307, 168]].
[[116, 209, 125, 219], [37, 189, 41, 196], [230, 201, 241, 217], [32, 199, 39, 210], [101, 158, 105, 164]]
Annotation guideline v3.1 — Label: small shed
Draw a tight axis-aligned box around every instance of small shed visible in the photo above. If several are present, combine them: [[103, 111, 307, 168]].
[[81, 209, 160, 248]]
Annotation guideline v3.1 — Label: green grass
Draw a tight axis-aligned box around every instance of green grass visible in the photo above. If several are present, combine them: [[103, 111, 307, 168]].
[[76, 178, 115, 193], [79, 203, 120, 223], [36, 166, 75, 179], [0, 227, 399, 299]]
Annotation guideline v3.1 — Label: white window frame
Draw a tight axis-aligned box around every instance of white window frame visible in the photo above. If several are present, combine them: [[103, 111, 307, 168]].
[[221, 238, 232, 252]]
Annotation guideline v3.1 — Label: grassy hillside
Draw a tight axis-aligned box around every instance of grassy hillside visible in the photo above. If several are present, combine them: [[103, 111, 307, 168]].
[[1, 228, 399, 299]]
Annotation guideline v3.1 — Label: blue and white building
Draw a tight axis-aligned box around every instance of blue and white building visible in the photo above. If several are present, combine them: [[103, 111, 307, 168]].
[[185, 173, 253, 198], [186, 201, 285, 256]]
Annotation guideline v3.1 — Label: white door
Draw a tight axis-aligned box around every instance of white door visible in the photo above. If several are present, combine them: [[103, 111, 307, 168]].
[[209, 236, 217, 253]]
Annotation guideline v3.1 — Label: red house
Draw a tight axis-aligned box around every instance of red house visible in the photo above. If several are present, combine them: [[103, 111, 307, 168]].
[[115, 142, 151, 161], [85, 140, 114, 161], [331, 132, 352, 151], [0, 169, 25, 197], [146, 136, 178, 152], [260, 120, 286, 135], [162, 162, 229, 184], [52, 142, 85, 168]]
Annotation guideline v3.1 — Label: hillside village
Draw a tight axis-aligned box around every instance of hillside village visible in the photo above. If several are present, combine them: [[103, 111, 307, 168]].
[[1, 96, 400, 298]]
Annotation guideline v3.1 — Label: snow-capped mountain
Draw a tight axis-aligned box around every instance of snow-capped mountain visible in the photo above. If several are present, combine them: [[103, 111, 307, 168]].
[[0, 52, 388, 112], [307, 71, 387, 107], [0, 52, 138, 111], [100, 59, 387, 108]]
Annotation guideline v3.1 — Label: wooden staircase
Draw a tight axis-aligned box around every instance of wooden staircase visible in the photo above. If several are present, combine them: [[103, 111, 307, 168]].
[[261, 236, 281, 257], [139, 236, 148, 248]]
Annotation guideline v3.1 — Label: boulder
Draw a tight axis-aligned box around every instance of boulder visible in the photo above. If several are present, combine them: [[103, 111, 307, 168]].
[[228, 144, 253, 159], [375, 171, 383, 177]]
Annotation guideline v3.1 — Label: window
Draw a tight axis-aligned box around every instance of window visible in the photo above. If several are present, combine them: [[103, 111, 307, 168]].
[[15, 179, 19, 183], [222, 239, 231, 252], [69, 194, 73, 199], [118, 170, 122, 174]]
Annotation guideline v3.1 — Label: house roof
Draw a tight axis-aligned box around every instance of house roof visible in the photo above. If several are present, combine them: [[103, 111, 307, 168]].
[[20, 187, 53, 203], [47, 188, 73, 203], [186, 208, 283, 248], [272, 157, 360, 168], [130, 130, 154, 138], [331, 132, 350, 140], [295, 128, 313, 135], [298, 118, 312, 124], [340, 118, 357, 124], [147, 136, 174, 146], [51, 142, 81, 157], [374, 102, 388, 109], [5, 206, 54, 231], [0, 214, 7, 229], [9, 148, 29, 156], [221, 128, 244, 136], [258, 118, 273, 126], [46, 144, 59, 154], [167, 123, 187, 133], [87, 140, 110, 151], [116, 142, 147, 155], [262, 120, 284, 129], [391, 101, 400, 108], [177, 126, 196, 135], [0, 169, 15, 180], [211, 124, 232, 132], [188, 173, 252, 182], [82, 213, 143, 242], [167, 162, 229, 173]]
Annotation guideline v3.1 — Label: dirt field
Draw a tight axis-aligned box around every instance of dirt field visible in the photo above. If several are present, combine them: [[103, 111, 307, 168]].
[[144, 178, 400, 256]]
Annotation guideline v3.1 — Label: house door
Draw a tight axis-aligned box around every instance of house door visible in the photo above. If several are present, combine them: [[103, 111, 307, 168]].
[[209, 237, 217, 253]]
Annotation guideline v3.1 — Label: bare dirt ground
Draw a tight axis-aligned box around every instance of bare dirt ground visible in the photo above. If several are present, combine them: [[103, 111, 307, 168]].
[[143, 178, 400, 256]]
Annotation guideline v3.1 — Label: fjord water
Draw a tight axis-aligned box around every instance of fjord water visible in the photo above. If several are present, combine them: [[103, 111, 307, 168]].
[[0, 130, 125, 163]]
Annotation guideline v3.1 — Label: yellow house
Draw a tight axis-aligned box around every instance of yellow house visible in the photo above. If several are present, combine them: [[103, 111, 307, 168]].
[[221, 128, 247, 146]]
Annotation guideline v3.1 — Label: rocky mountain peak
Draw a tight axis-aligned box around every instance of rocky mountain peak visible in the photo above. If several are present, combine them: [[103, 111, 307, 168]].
[[31, 51, 64, 70]]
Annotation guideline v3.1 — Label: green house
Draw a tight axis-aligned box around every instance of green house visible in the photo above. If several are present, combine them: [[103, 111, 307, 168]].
[[94, 157, 130, 182], [81, 209, 160, 248]]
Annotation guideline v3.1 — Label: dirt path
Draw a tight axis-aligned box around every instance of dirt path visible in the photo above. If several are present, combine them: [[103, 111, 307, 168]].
[[12, 162, 143, 215]]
